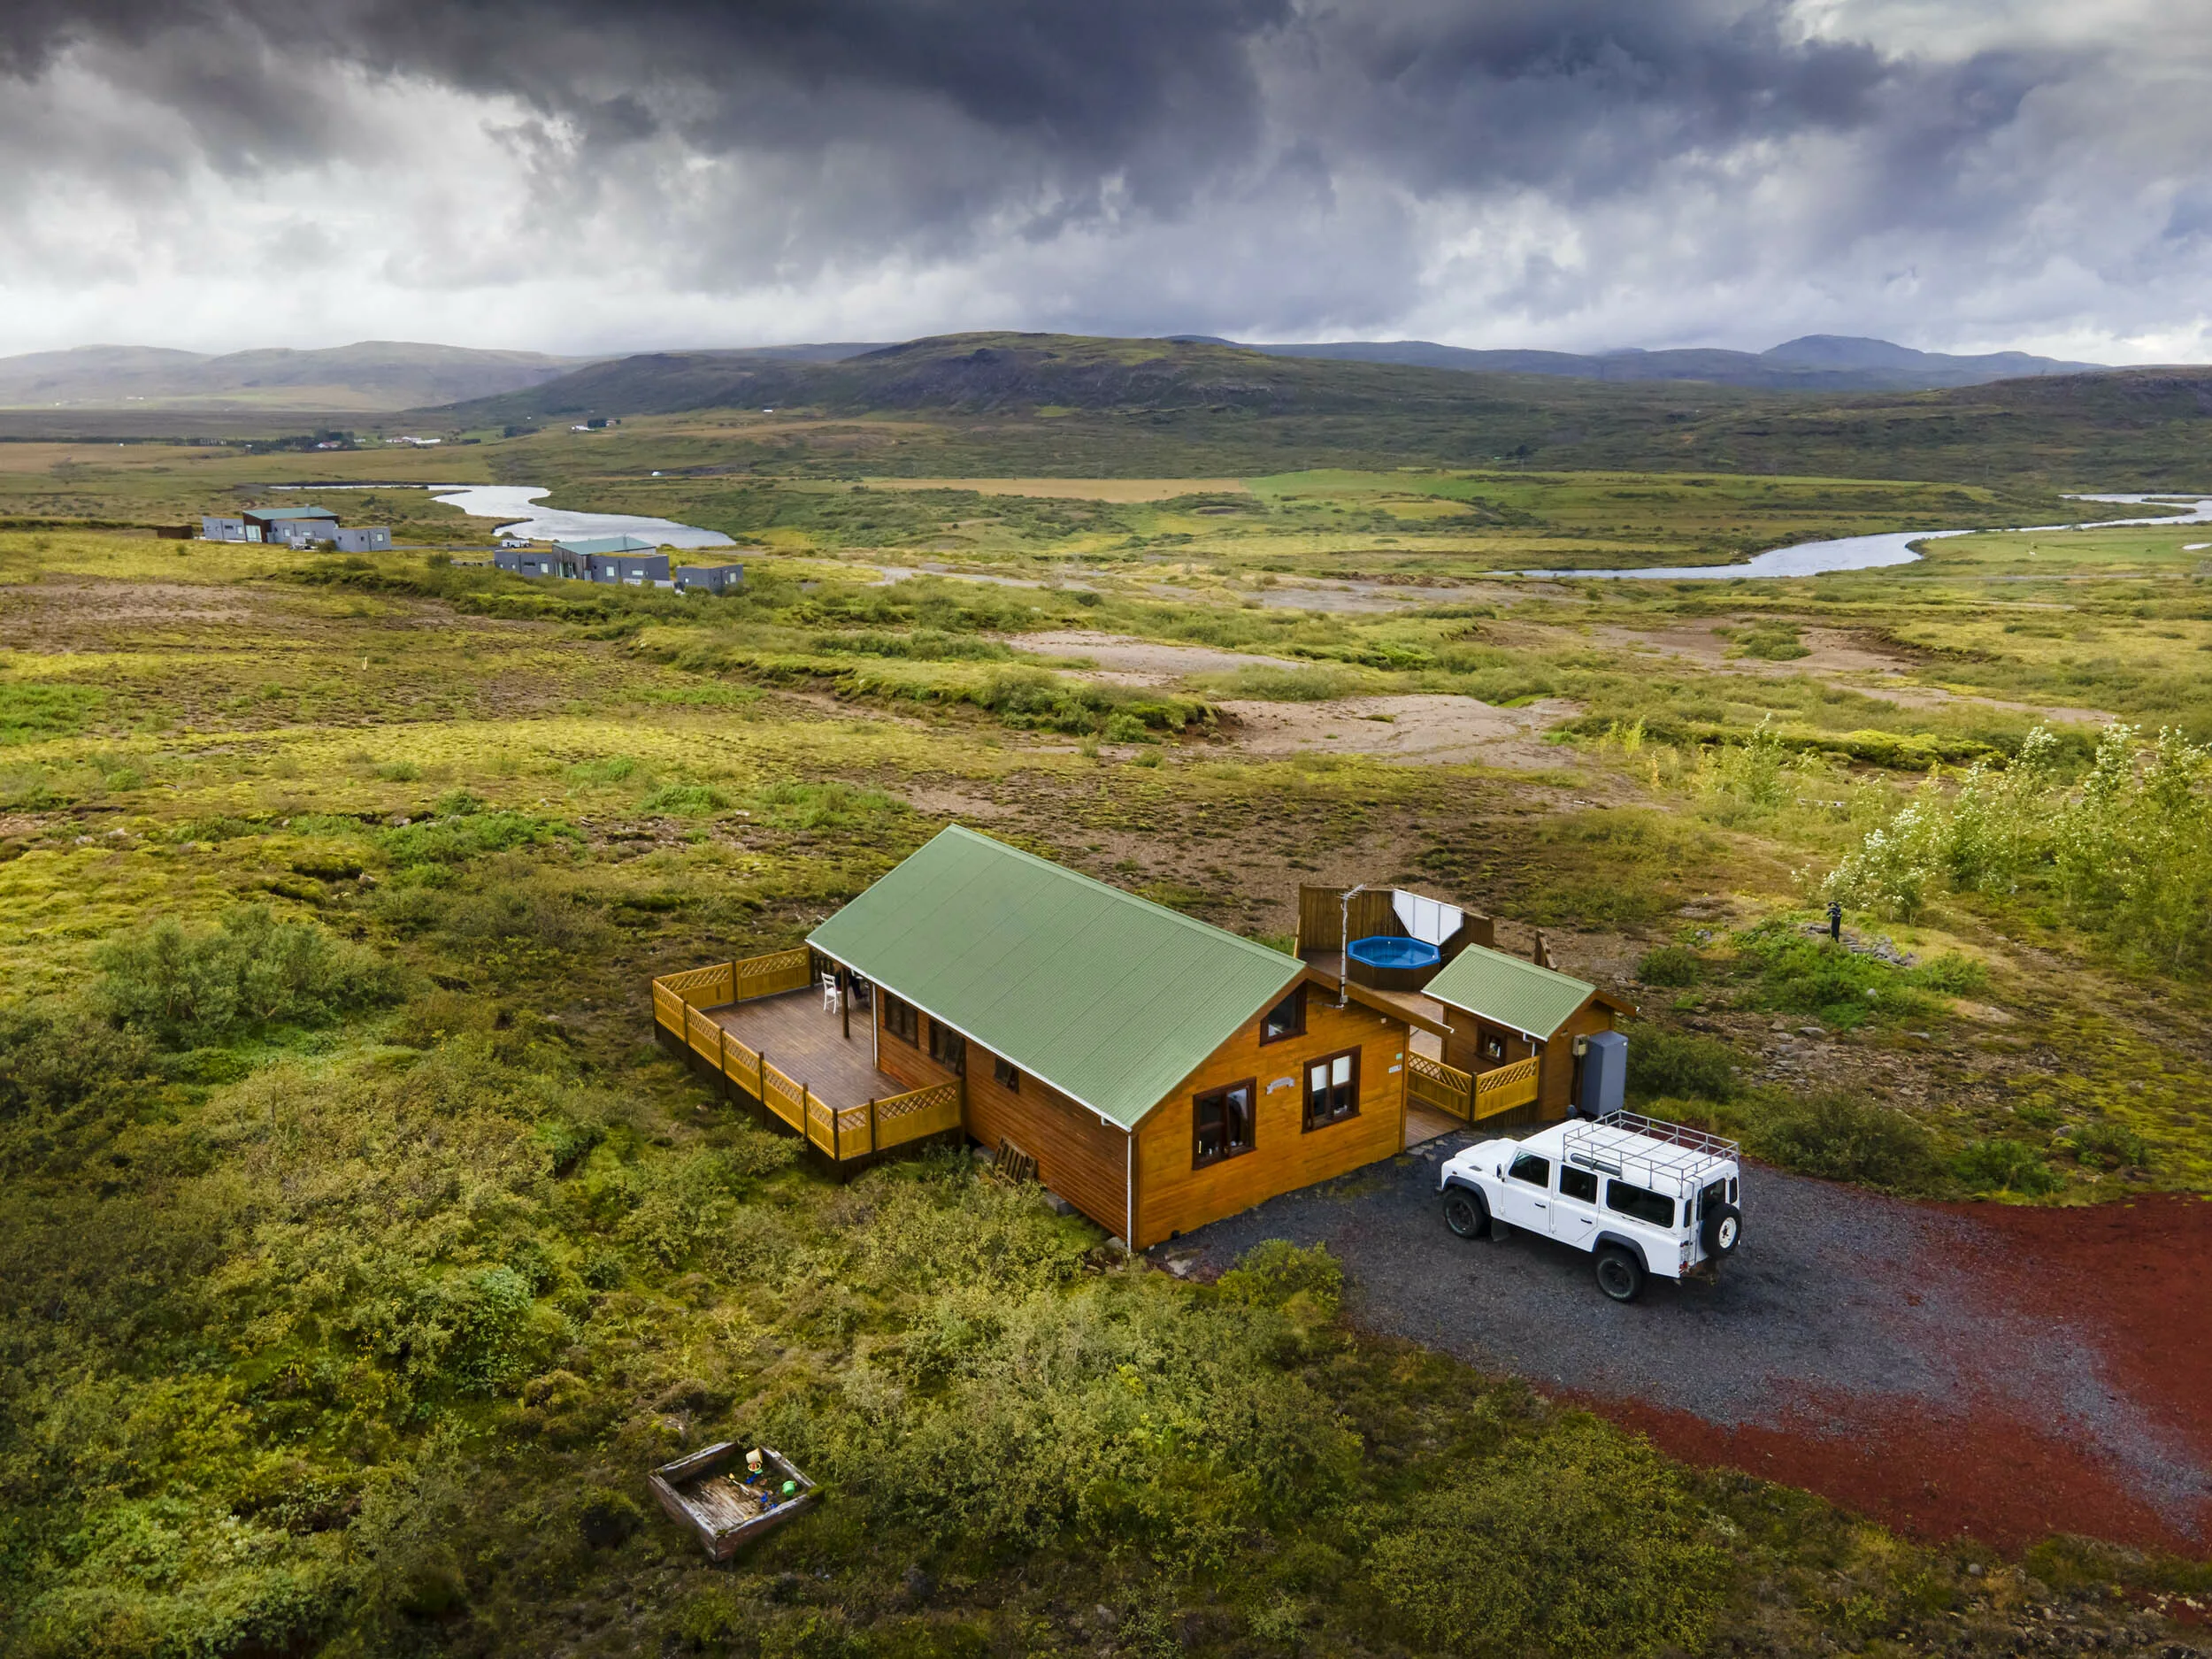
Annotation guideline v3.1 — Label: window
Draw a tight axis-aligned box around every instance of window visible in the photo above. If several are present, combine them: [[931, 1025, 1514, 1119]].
[[1260, 985, 1305, 1044], [882, 994, 918, 1045], [1508, 1152, 1550, 1187], [1606, 1180, 1675, 1227], [993, 1056, 1019, 1092], [1482, 1030, 1507, 1063], [1559, 1165, 1598, 1203], [928, 1022, 966, 1076], [1303, 1048, 1360, 1130], [1194, 1079, 1256, 1167]]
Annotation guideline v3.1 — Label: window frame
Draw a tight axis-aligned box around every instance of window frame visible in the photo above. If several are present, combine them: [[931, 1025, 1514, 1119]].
[[1604, 1179, 1675, 1228], [992, 1055, 1019, 1092], [881, 993, 918, 1046], [1507, 1151, 1552, 1188], [1258, 984, 1307, 1046], [1302, 1045, 1362, 1132], [1559, 1164, 1599, 1203], [927, 1020, 966, 1076], [1192, 1077, 1258, 1169]]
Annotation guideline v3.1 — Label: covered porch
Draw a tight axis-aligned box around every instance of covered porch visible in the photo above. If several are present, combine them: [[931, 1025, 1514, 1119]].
[[652, 951, 964, 1164]]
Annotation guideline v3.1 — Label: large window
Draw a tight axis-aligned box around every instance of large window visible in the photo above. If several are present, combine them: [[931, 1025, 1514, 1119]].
[[928, 1022, 966, 1076], [1605, 1180, 1674, 1228], [1194, 1079, 1256, 1168], [1303, 1048, 1360, 1131], [1260, 985, 1306, 1044], [881, 993, 918, 1045]]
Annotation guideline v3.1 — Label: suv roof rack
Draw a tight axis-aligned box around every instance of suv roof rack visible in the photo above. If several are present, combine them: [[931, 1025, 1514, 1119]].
[[1559, 1110, 1740, 1194]]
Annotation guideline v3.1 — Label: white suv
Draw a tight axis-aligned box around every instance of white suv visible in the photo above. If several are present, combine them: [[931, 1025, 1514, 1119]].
[[1437, 1111, 1742, 1302]]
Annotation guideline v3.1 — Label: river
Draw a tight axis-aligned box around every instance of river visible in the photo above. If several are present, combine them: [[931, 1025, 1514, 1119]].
[[1520, 492, 2212, 580], [429, 484, 733, 549]]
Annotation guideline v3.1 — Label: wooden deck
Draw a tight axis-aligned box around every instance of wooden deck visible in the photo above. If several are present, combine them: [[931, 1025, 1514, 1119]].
[[1405, 1101, 1463, 1147], [706, 988, 898, 1110], [654, 951, 964, 1164], [1305, 951, 1455, 1035]]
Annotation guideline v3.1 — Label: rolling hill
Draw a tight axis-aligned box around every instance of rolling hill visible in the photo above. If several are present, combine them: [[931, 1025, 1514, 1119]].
[[421, 331, 2212, 489], [0, 341, 603, 411], [1211, 333, 2107, 392]]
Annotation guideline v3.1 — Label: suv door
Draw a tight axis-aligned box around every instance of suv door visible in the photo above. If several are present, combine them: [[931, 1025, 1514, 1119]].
[[1497, 1151, 1552, 1230], [1552, 1162, 1601, 1248]]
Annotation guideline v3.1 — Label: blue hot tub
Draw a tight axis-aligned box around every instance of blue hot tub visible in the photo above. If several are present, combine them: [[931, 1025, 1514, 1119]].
[[1346, 934, 1441, 990]]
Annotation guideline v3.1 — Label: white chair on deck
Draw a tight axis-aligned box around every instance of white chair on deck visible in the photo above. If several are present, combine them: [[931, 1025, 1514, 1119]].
[[820, 972, 841, 1014]]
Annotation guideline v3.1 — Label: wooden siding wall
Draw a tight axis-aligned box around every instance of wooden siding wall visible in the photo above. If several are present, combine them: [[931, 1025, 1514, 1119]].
[[874, 998, 1131, 1240], [1133, 990, 1408, 1248]]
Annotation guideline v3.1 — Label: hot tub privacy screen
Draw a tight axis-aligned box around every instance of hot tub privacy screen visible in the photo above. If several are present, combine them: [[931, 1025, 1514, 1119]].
[[1348, 935, 1442, 971]]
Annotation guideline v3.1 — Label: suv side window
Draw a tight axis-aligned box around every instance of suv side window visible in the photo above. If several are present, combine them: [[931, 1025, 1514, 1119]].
[[1558, 1165, 1598, 1203], [1508, 1153, 1550, 1187], [1605, 1180, 1675, 1227]]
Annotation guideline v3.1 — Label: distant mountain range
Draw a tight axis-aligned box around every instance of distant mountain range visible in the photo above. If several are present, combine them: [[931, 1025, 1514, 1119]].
[[0, 332, 2110, 415], [0, 342, 604, 411], [1176, 334, 2108, 392]]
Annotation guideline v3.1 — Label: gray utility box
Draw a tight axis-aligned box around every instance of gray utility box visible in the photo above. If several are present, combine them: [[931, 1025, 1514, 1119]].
[[1575, 1030, 1627, 1118]]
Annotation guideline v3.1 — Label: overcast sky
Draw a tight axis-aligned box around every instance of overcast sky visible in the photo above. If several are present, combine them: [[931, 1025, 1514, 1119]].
[[2, 0, 2208, 361]]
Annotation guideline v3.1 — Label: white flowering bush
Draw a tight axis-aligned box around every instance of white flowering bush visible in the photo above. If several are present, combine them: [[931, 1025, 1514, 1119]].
[[1824, 723, 2212, 969]]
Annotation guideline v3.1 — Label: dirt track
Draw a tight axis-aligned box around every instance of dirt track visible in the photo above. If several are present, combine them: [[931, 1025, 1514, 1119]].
[[1162, 1133, 2212, 1553]]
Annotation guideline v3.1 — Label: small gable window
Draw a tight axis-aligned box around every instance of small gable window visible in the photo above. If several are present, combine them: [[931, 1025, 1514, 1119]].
[[1260, 985, 1306, 1044], [993, 1056, 1019, 1092]]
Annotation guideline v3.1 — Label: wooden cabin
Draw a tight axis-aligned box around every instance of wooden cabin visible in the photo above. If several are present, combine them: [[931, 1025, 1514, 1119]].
[[802, 826, 1414, 1248], [1418, 944, 1630, 1124]]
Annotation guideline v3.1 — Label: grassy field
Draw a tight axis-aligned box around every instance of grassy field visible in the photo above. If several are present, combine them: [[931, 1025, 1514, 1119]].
[[3, 425, 2209, 1655]]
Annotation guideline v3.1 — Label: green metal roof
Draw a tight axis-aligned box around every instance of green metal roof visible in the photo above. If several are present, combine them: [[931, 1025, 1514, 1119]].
[[248, 505, 338, 520], [809, 826, 1304, 1130], [1420, 943, 1597, 1041]]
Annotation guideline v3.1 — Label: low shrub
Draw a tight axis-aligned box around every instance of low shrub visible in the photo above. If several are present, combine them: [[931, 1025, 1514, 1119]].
[[1635, 945, 1702, 987], [1731, 923, 1938, 1028], [1953, 1137, 2061, 1196], [95, 907, 402, 1045], [1210, 665, 1363, 702], [1366, 1414, 1729, 1659], [1624, 1024, 1741, 1102], [1747, 1091, 1946, 1194], [637, 781, 732, 816], [380, 806, 569, 866], [0, 1006, 154, 1118], [2062, 1120, 2150, 1170], [565, 755, 640, 785], [442, 884, 612, 955], [747, 779, 904, 831]]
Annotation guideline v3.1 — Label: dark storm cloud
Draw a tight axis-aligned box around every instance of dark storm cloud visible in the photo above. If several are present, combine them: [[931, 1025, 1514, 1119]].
[[2, 0, 2200, 357], [0, 0, 1992, 204]]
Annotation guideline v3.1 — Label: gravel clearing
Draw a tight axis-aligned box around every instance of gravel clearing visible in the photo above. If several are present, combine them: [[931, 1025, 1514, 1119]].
[[1159, 1129, 2212, 1551]]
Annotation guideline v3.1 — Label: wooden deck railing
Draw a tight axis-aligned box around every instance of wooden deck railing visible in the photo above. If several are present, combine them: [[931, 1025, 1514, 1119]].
[[1473, 1055, 1541, 1119], [1405, 1052, 1475, 1118], [1405, 1051, 1543, 1121], [652, 951, 964, 1164]]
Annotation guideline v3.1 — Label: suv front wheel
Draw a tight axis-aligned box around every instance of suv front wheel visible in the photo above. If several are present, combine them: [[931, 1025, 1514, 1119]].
[[1594, 1246, 1645, 1303], [1442, 1187, 1487, 1240]]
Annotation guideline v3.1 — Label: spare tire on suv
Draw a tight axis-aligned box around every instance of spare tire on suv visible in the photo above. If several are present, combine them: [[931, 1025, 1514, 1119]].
[[1701, 1201, 1741, 1259]]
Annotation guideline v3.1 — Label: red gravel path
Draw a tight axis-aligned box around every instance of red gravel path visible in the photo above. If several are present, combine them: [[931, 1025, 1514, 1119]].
[[1601, 1193, 2212, 1554]]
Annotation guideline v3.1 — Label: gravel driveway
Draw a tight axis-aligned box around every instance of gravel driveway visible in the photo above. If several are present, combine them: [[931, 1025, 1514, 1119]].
[[1159, 1129, 2212, 1549]]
